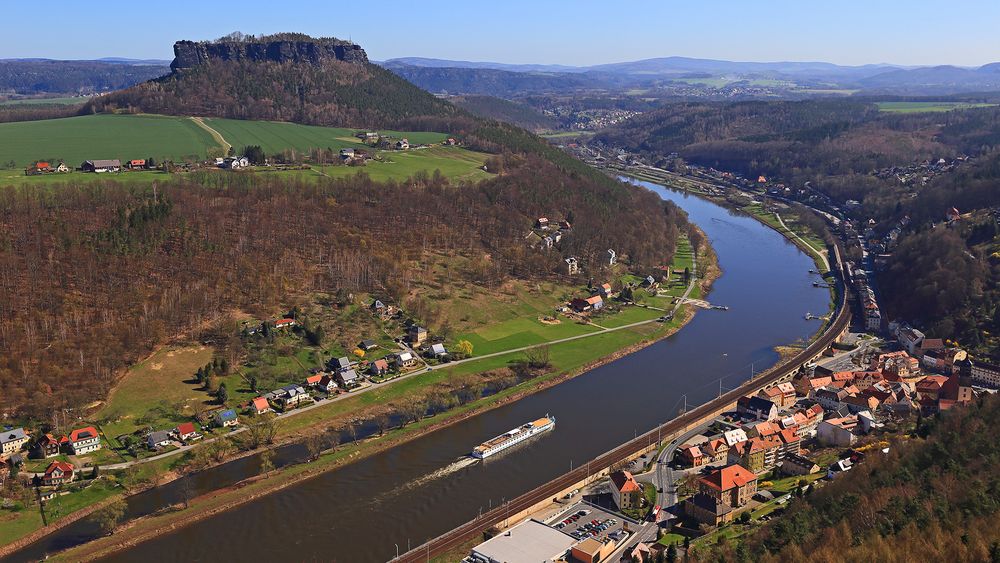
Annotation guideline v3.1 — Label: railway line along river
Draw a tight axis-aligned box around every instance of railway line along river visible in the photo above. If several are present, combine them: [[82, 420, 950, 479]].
[[6, 178, 831, 562]]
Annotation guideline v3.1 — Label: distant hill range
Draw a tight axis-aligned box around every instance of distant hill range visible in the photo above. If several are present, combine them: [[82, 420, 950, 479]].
[[0, 59, 169, 96], [383, 56, 1000, 96]]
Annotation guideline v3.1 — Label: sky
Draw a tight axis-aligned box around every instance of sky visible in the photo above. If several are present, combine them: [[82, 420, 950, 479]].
[[3, 0, 1000, 67]]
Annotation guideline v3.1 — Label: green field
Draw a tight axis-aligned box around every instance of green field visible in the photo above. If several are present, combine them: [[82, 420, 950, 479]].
[[0, 114, 218, 167], [0, 96, 89, 106], [203, 118, 448, 155], [875, 101, 997, 113]]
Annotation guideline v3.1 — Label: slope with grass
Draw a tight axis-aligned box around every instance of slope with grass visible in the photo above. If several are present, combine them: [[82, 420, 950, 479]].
[[0, 113, 218, 167], [202, 118, 448, 155]]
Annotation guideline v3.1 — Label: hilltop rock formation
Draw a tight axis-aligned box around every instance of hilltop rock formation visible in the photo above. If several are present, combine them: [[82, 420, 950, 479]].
[[170, 37, 368, 72]]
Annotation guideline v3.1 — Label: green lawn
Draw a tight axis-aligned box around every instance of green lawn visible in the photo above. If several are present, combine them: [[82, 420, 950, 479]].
[[0, 479, 121, 547], [875, 101, 997, 113], [0, 114, 219, 168], [204, 118, 448, 155], [96, 345, 215, 440], [0, 96, 89, 106]]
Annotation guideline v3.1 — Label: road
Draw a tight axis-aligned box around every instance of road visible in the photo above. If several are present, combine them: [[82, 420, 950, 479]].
[[99, 272, 701, 471]]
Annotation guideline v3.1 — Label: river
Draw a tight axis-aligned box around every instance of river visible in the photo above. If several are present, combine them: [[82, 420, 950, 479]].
[[5, 179, 830, 562]]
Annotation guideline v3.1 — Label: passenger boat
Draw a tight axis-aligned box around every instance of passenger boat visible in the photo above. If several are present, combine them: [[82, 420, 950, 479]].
[[471, 415, 555, 459]]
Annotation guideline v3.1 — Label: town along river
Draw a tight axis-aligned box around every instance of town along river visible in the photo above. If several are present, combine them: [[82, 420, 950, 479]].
[[6, 179, 831, 562]]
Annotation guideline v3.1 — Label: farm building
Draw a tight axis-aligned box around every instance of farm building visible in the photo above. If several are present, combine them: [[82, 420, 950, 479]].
[[82, 159, 122, 173]]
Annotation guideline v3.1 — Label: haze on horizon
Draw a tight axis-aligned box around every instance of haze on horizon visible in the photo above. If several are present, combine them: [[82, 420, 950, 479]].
[[2, 0, 999, 68]]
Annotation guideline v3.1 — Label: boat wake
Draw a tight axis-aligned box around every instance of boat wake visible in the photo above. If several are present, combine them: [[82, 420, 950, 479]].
[[372, 457, 479, 504]]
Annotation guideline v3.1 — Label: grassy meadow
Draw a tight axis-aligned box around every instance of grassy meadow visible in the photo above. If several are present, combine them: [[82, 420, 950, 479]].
[[875, 101, 997, 113], [203, 118, 448, 155]]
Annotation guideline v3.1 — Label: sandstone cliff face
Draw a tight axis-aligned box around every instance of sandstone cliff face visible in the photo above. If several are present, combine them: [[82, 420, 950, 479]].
[[170, 39, 368, 71]]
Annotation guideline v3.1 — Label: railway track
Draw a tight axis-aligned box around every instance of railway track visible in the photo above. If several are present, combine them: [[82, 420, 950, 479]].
[[393, 249, 850, 563]]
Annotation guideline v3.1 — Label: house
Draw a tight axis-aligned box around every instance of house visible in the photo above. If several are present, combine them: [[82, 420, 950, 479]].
[[304, 373, 324, 388], [570, 295, 604, 313], [780, 452, 820, 476], [679, 445, 706, 467], [370, 299, 388, 318], [339, 148, 355, 160], [535, 217, 549, 229], [444, 137, 457, 146], [250, 396, 271, 415], [0, 428, 29, 458], [814, 386, 851, 411], [395, 138, 409, 150], [597, 283, 613, 298], [81, 159, 122, 173], [318, 375, 339, 393], [946, 206, 961, 222], [127, 159, 146, 169], [369, 358, 390, 376], [359, 339, 378, 351], [843, 394, 881, 414], [147, 430, 172, 450], [336, 369, 360, 388], [26, 161, 53, 175], [390, 351, 417, 369], [699, 463, 757, 509], [609, 470, 642, 511], [42, 461, 75, 486], [175, 422, 201, 442], [686, 491, 735, 526], [333, 356, 352, 371], [220, 156, 250, 169], [644, 275, 657, 287], [817, 416, 859, 447], [722, 428, 748, 447], [572, 537, 615, 563], [758, 382, 796, 408], [969, 359, 1000, 388], [736, 395, 778, 421], [214, 409, 239, 428], [729, 436, 780, 473], [429, 343, 447, 358], [408, 326, 428, 345], [33, 434, 61, 459], [915, 375, 949, 401], [54, 162, 70, 173], [565, 257, 579, 275], [274, 318, 297, 330], [702, 438, 730, 462], [895, 325, 926, 356], [68, 427, 101, 455], [276, 384, 311, 408]]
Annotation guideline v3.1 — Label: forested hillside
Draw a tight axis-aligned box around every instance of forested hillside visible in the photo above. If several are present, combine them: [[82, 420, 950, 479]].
[[595, 99, 1000, 356], [0, 158, 685, 418], [692, 394, 1000, 562], [0, 59, 168, 95], [450, 95, 557, 131]]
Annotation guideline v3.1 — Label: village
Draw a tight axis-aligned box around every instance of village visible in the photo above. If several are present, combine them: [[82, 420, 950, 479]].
[[20, 130, 459, 176], [462, 315, 997, 563]]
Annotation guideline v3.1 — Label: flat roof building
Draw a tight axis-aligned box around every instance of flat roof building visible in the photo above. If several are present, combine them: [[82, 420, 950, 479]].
[[470, 519, 576, 563]]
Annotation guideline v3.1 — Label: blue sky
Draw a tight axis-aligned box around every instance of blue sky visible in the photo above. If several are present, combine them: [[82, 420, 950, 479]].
[[3, 0, 999, 66]]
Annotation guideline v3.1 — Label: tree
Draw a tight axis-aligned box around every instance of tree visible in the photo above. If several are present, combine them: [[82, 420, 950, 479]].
[[327, 429, 340, 452], [122, 464, 142, 493], [739, 511, 751, 524], [92, 497, 127, 536], [455, 339, 474, 358], [245, 413, 279, 448], [305, 435, 323, 461], [258, 449, 275, 476], [375, 414, 390, 436], [666, 542, 678, 563], [215, 382, 229, 404], [524, 344, 551, 369], [90, 464, 100, 479], [178, 477, 194, 509]]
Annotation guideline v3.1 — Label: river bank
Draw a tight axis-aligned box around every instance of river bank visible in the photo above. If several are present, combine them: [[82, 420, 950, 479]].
[[14, 231, 720, 563]]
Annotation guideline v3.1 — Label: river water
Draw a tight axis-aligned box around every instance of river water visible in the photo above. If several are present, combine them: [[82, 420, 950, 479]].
[[5, 179, 830, 562]]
